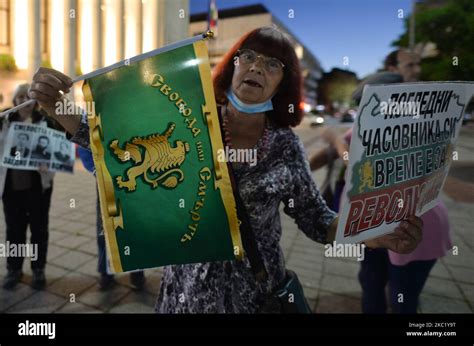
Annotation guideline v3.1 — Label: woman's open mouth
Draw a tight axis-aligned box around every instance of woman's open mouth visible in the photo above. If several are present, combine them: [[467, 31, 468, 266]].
[[243, 79, 263, 88]]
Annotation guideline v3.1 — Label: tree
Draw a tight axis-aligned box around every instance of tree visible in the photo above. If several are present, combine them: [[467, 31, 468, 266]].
[[392, 0, 474, 81], [317, 68, 359, 111]]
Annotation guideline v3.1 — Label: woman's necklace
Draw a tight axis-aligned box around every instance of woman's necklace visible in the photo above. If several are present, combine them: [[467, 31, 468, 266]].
[[222, 104, 270, 165]]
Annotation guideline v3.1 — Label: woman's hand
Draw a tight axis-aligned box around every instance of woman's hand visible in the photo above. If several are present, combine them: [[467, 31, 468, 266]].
[[29, 67, 73, 116], [28, 67, 82, 137], [365, 215, 423, 254]]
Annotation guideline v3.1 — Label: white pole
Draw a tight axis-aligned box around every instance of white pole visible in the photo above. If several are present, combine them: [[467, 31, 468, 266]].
[[28, 0, 41, 80], [92, 0, 103, 70], [65, 0, 78, 98], [117, 0, 125, 60]]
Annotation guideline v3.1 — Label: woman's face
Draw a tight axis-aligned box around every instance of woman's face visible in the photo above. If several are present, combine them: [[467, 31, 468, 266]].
[[231, 49, 284, 104], [14, 91, 34, 113]]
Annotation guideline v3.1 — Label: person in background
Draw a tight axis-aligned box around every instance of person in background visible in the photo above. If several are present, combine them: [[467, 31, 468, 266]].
[[383, 48, 421, 82], [310, 53, 452, 313], [0, 84, 58, 290], [77, 146, 146, 291]]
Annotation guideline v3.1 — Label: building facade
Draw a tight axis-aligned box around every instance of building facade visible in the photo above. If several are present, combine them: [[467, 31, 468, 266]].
[[0, 0, 189, 108], [189, 4, 323, 107]]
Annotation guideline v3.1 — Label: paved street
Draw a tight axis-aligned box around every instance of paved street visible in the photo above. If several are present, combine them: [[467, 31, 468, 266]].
[[0, 119, 473, 314]]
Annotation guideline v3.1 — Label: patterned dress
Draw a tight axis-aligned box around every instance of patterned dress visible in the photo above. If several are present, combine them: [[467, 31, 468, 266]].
[[70, 112, 337, 313]]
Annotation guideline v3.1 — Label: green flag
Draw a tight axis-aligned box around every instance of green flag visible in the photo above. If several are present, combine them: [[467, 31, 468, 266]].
[[83, 38, 242, 273]]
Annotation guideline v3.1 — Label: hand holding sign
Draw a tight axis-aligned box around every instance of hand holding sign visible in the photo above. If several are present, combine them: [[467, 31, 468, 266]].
[[365, 215, 423, 254]]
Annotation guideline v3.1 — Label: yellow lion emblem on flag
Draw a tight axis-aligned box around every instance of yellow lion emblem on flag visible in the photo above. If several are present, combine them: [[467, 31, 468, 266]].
[[110, 122, 190, 191]]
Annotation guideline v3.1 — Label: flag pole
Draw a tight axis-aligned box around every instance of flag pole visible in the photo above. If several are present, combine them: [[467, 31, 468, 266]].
[[0, 31, 214, 118], [74, 31, 213, 83]]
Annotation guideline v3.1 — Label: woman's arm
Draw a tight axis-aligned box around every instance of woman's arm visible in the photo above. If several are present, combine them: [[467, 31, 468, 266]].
[[282, 132, 338, 244]]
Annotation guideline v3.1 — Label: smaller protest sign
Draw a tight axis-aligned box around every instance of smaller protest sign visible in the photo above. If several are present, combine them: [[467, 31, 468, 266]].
[[1, 122, 75, 173]]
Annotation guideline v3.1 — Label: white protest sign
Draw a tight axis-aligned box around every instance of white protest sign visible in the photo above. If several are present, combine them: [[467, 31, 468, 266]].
[[1, 122, 75, 173], [336, 82, 474, 244]]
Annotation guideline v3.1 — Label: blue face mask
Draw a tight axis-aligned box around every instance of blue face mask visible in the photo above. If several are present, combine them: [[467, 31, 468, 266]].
[[226, 89, 273, 114]]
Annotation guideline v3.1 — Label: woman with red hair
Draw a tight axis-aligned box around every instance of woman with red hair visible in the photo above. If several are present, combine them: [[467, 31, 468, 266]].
[[30, 27, 423, 313]]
